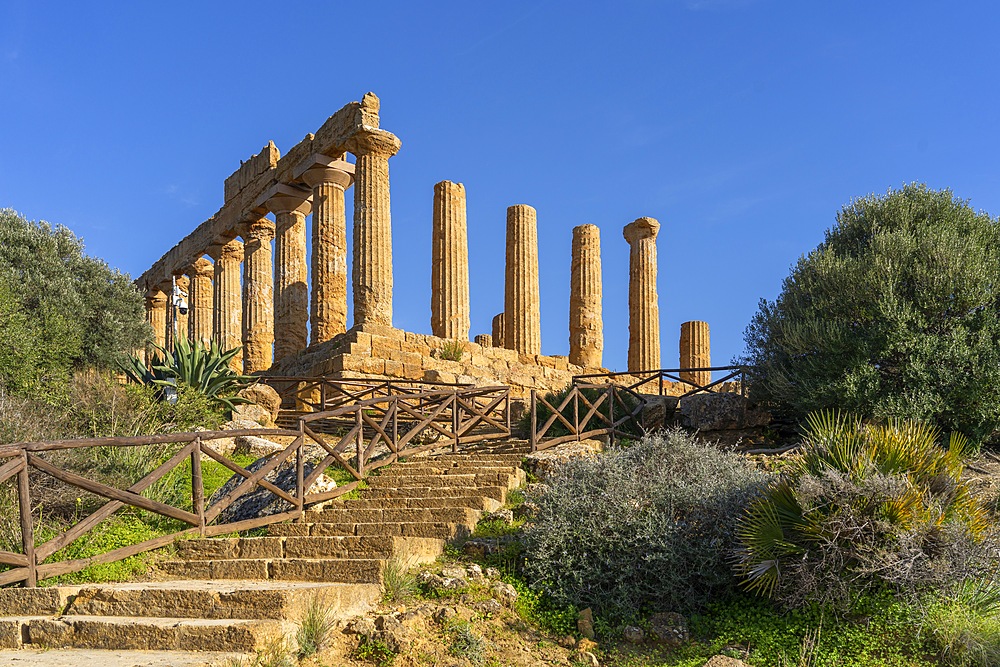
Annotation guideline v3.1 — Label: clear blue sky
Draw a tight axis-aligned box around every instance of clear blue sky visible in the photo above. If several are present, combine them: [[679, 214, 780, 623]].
[[2, 1, 999, 373]]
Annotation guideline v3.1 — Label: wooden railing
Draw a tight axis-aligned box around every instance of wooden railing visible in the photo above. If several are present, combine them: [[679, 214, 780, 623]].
[[0, 384, 510, 588], [529, 384, 646, 452], [572, 365, 749, 398]]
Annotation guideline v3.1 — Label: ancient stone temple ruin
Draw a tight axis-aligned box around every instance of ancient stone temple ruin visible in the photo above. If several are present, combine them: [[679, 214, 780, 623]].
[[136, 92, 719, 398]]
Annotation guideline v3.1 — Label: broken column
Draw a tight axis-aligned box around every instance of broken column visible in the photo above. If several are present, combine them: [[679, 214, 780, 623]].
[[492, 313, 506, 348], [680, 320, 711, 387], [145, 288, 168, 351], [185, 258, 214, 347], [623, 217, 661, 371], [299, 156, 354, 344], [240, 216, 276, 373], [265, 187, 312, 364], [504, 205, 541, 355], [347, 114, 401, 327], [210, 238, 244, 369], [569, 224, 603, 368], [474, 334, 492, 347], [431, 180, 471, 340]]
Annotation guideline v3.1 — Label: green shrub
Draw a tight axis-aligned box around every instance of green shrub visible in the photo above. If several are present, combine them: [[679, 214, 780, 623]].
[[522, 428, 766, 621], [439, 339, 465, 362], [446, 618, 491, 664], [741, 184, 1000, 444], [382, 557, 418, 603], [354, 635, 396, 666], [296, 594, 336, 659], [736, 411, 994, 610], [920, 579, 1000, 667]]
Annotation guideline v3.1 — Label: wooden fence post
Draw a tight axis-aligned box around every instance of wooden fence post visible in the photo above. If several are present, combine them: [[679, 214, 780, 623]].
[[530, 390, 538, 452], [608, 386, 616, 447], [192, 438, 205, 537], [18, 450, 36, 587], [295, 432, 305, 517], [574, 389, 580, 441], [452, 393, 460, 453]]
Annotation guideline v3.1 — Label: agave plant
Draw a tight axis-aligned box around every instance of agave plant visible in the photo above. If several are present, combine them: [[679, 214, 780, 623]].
[[735, 410, 991, 608], [121, 336, 254, 411]]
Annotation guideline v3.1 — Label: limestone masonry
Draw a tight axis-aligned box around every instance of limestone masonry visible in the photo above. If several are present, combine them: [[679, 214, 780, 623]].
[[137, 92, 724, 398]]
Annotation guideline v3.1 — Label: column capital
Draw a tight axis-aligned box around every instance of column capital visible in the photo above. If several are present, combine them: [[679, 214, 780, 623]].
[[237, 215, 276, 242], [256, 184, 312, 217], [295, 154, 355, 190], [145, 288, 168, 305], [623, 217, 660, 244], [184, 257, 215, 279], [346, 127, 401, 159], [207, 238, 244, 262]]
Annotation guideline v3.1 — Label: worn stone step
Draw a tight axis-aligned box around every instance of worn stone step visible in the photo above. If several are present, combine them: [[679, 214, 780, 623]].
[[0, 648, 245, 666], [175, 535, 443, 564], [375, 463, 519, 476], [361, 485, 507, 501], [340, 495, 501, 511], [13, 614, 286, 652], [0, 579, 378, 622], [366, 472, 520, 489], [160, 558, 384, 583], [303, 506, 479, 524], [269, 521, 471, 540]]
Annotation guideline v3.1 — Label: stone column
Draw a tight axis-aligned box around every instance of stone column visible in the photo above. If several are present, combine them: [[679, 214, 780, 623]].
[[474, 334, 492, 347], [623, 217, 661, 371], [569, 224, 603, 368], [299, 157, 354, 345], [492, 313, 506, 348], [504, 205, 541, 355], [209, 238, 244, 370], [680, 320, 711, 387], [346, 127, 401, 327], [240, 216, 276, 373], [265, 189, 312, 364], [431, 180, 471, 341], [145, 288, 168, 352], [185, 258, 214, 347], [173, 275, 190, 346]]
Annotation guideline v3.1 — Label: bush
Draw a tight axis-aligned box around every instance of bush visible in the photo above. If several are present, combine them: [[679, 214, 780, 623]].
[[741, 184, 1000, 444], [735, 412, 994, 610], [521, 428, 766, 622]]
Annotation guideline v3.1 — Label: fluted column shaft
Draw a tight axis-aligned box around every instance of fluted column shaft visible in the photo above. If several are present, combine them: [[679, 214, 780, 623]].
[[273, 209, 309, 363], [680, 320, 711, 387], [624, 217, 661, 372], [145, 289, 168, 352], [348, 129, 401, 327], [569, 224, 603, 368], [504, 205, 541, 355], [431, 181, 471, 340], [211, 239, 244, 370], [185, 258, 214, 347], [474, 334, 492, 347], [492, 313, 506, 348], [172, 275, 190, 347], [301, 162, 353, 344], [241, 217, 276, 373]]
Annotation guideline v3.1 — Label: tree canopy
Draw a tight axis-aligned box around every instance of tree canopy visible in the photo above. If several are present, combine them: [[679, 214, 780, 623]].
[[742, 184, 1000, 443], [0, 209, 149, 396]]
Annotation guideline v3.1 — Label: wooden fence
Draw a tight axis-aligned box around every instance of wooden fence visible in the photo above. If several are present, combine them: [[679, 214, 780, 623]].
[[0, 384, 510, 588], [529, 383, 646, 452], [572, 365, 749, 398]]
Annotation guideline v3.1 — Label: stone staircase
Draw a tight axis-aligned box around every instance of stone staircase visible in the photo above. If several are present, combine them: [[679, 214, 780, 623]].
[[0, 445, 526, 665]]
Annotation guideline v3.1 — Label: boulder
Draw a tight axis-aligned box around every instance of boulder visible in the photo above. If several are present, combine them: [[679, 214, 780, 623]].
[[577, 607, 595, 640], [649, 611, 689, 646], [234, 435, 285, 459], [623, 626, 643, 644], [678, 393, 770, 432], [703, 657, 754, 667], [209, 454, 336, 524], [237, 384, 282, 421], [522, 439, 603, 481], [231, 403, 276, 428]]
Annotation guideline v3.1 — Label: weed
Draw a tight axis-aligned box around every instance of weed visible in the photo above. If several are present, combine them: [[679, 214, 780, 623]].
[[354, 635, 396, 666], [447, 619, 491, 664], [296, 594, 336, 659], [472, 517, 525, 538], [382, 557, 418, 604], [439, 339, 465, 362], [218, 637, 296, 667]]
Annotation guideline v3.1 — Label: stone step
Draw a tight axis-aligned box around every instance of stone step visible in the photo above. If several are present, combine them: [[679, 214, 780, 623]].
[[176, 535, 443, 563], [0, 580, 379, 622], [340, 495, 501, 511], [0, 648, 245, 666], [160, 558, 385, 584], [375, 463, 519, 475], [7, 614, 286, 652], [365, 472, 521, 489], [361, 485, 507, 501], [427, 452, 526, 461], [303, 506, 479, 525], [269, 520, 470, 540]]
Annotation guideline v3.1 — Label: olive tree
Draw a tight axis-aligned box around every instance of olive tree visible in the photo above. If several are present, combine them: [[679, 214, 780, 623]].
[[742, 184, 1000, 443]]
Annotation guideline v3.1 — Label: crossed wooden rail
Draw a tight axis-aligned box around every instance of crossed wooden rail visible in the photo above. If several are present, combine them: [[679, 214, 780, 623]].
[[0, 384, 510, 588], [572, 365, 749, 398], [529, 383, 647, 452]]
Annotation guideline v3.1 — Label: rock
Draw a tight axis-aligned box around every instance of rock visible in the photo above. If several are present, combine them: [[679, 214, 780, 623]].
[[418, 571, 466, 594], [466, 564, 483, 578], [231, 402, 276, 428], [441, 566, 468, 580], [485, 567, 501, 579], [557, 635, 577, 649], [237, 383, 282, 421], [433, 606, 458, 623], [577, 607, 595, 640], [522, 439, 603, 481], [482, 508, 514, 524], [649, 612, 689, 646], [512, 501, 539, 520], [209, 455, 336, 524], [576, 638, 598, 653], [474, 598, 503, 615], [344, 617, 375, 636], [491, 581, 519, 606], [623, 626, 643, 644], [222, 418, 263, 432], [462, 536, 519, 559], [233, 435, 285, 459], [374, 614, 409, 653], [702, 657, 753, 667], [678, 393, 770, 432], [571, 650, 600, 667]]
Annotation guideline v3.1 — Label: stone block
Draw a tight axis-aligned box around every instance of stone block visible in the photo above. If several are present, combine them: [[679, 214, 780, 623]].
[[402, 364, 423, 379], [360, 358, 386, 375], [0, 619, 21, 648], [383, 359, 404, 377]]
